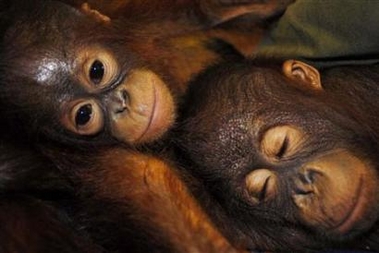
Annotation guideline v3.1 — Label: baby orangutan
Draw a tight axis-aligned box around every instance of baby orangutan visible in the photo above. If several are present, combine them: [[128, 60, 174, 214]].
[[177, 59, 379, 252]]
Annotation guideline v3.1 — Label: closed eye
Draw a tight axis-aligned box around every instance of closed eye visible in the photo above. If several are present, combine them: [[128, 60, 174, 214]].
[[260, 125, 305, 162], [276, 136, 288, 159]]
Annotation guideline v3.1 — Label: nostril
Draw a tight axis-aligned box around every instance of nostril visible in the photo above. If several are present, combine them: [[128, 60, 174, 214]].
[[294, 186, 313, 195], [121, 89, 129, 102], [115, 106, 127, 114], [112, 89, 129, 114], [294, 168, 321, 195], [300, 168, 322, 185]]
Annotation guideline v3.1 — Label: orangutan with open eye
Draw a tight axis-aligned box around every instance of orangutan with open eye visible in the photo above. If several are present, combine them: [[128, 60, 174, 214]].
[[0, 0, 291, 252]]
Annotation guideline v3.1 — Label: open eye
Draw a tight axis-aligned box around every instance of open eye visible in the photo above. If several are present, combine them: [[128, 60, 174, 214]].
[[77, 48, 119, 90], [89, 60, 105, 85], [260, 125, 305, 161], [85, 55, 117, 88], [61, 99, 104, 136], [75, 104, 93, 126]]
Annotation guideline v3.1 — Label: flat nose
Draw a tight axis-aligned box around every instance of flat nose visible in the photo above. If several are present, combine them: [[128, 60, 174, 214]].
[[294, 168, 322, 195], [245, 169, 278, 204], [109, 88, 129, 114]]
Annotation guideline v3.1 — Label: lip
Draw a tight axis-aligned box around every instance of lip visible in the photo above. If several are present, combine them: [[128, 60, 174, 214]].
[[334, 176, 365, 234], [135, 82, 158, 142]]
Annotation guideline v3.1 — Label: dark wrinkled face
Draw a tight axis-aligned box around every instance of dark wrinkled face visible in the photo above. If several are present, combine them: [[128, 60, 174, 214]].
[[177, 61, 379, 250], [0, 0, 175, 146]]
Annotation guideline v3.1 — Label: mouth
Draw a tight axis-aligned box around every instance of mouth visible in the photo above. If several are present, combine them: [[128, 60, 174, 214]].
[[334, 177, 365, 234], [132, 73, 175, 144], [135, 83, 158, 142]]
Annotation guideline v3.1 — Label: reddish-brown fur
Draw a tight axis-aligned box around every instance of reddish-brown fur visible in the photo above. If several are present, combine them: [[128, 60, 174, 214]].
[[0, 0, 292, 252], [86, 150, 246, 253]]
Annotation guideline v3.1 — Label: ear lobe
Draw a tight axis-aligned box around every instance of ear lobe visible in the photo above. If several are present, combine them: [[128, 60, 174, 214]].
[[81, 3, 111, 23], [282, 60, 322, 90]]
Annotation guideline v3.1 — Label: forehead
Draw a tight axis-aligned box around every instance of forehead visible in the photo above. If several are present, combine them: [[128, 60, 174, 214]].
[[187, 64, 297, 117], [1, 2, 98, 86], [183, 62, 338, 141], [3, 1, 83, 41], [2, 1, 112, 64], [2, 3, 73, 57]]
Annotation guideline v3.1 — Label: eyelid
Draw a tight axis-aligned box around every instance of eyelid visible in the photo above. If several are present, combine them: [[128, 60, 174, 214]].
[[60, 98, 104, 136], [75, 47, 119, 92], [276, 136, 288, 159], [260, 125, 305, 162], [84, 56, 117, 88]]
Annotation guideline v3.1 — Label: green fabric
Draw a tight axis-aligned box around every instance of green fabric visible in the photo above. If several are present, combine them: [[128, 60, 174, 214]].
[[256, 0, 379, 68]]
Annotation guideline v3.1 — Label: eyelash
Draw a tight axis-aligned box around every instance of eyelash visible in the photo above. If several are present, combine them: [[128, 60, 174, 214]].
[[276, 136, 288, 159]]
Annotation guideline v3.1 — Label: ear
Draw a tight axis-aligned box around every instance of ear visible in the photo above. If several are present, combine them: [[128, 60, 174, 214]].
[[282, 60, 322, 90], [81, 3, 111, 23]]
